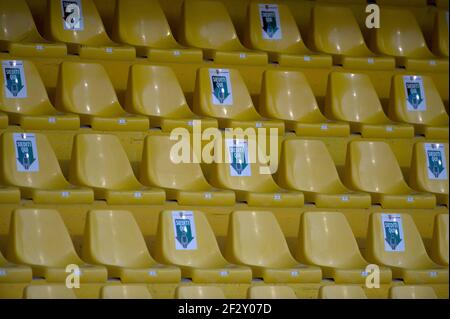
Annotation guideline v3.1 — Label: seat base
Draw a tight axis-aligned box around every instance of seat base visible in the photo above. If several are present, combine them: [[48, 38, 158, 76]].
[[183, 264, 252, 283], [351, 123, 414, 138], [306, 191, 371, 208], [22, 187, 94, 204], [2, 41, 67, 58], [81, 115, 149, 131], [324, 266, 392, 284], [336, 55, 395, 70], [204, 49, 268, 65], [109, 265, 181, 283], [400, 57, 449, 72], [220, 119, 285, 134], [0, 263, 32, 283], [151, 117, 218, 132], [436, 193, 449, 207], [97, 188, 165, 205], [168, 189, 235, 206], [144, 47, 203, 63], [0, 112, 8, 128], [0, 186, 20, 203], [271, 52, 332, 68], [237, 190, 304, 207], [8, 113, 80, 130], [33, 264, 107, 283], [372, 192, 436, 209], [254, 265, 322, 283], [393, 267, 449, 284], [72, 44, 136, 60], [416, 125, 449, 140], [288, 121, 350, 137]]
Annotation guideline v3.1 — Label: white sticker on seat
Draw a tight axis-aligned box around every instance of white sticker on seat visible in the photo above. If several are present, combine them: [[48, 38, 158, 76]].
[[403, 75, 426, 111], [425, 143, 448, 180], [2, 60, 27, 99], [381, 214, 405, 252], [259, 4, 282, 40], [13, 133, 39, 172], [172, 211, 198, 250], [226, 139, 251, 177], [209, 69, 233, 106], [61, 0, 84, 31]]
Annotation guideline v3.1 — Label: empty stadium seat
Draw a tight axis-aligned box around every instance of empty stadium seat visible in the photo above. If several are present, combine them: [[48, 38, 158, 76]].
[[124, 65, 217, 132], [259, 70, 350, 137], [178, 0, 268, 65], [307, 5, 395, 70], [101, 285, 153, 299], [389, 285, 438, 299], [69, 134, 165, 205], [0, 132, 94, 204], [431, 10, 449, 58], [176, 286, 226, 299], [344, 141, 436, 208], [225, 211, 322, 283], [0, 60, 79, 130], [247, 286, 297, 299], [318, 285, 367, 299], [140, 135, 235, 206], [0, 0, 66, 58], [366, 212, 448, 284], [153, 210, 252, 283], [83, 210, 180, 283], [409, 142, 448, 206], [112, 0, 202, 62], [370, 7, 448, 71], [45, 0, 135, 59], [6, 208, 107, 282], [23, 285, 77, 299], [208, 138, 303, 207], [297, 212, 391, 283], [430, 214, 449, 266], [388, 75, 449, 139], [193, 68, 284, 132], [276, 139, 371, 208], [0, 250, 32, 283], [324, 72, 414, 138], [243, 3, 331, 67], [55, 62, 149, 131], [0, 185, 20, 204]]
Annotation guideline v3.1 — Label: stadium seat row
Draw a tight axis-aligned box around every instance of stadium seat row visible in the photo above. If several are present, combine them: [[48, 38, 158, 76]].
[[0, 60, 448, 138], [0, 0, 447, 70], [0, 209, 448, 285], [0, 133, 448, 208], [21, 283, 440, 299]]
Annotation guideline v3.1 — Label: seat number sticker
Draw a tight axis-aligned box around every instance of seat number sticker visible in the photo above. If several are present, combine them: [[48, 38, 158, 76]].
[[226, 139, 251, 177], [259, 4, 282, 40], [172, 211, 198, 250], [13, 133, 39, 172], [61, 0, 84, 31], [403, 76, 426, 111], [381, 214, 405, 252], [209, 69, 233, 105], [425, 143, 447, 180], [2, 60, 27, 99]]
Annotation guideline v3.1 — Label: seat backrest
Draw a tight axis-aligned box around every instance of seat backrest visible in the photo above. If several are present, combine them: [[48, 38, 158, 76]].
[[389, 285, 437, 299], [247, 285, 297, 299], [432, 10, 449, 57], [319, 285, 367, 299], [388, 75, 448, 126], [176, 286, 226, 299], [0, 0, 41, 41], [69, 134, 141, 190], [83, 210, 155, 267], [7, 208, 81, 267], [101, 285, 153, 299], [23, 285, 77, 299], [0, 132, 69, 189], [431, 214, 449, 266], [124, 64, 191, 118]]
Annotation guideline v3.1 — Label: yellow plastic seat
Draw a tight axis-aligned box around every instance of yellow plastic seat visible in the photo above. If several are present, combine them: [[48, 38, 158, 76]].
[[55, 62, 149, 131], [388, 75, 449, 139], [124, 65, 217, 132], [297, 212, 392, 283], [366, 212, 448, 284], [0, 60, 79, 130], [307, 5, 394, 70], [0, 0, 66, 58], [325, 72, 414, 138], [0, 112, 7, 128], [176, 286, 226, 299], [409, 142, 448, 206], [178, 0, 268, 65], [101, 285, 153, 299], [225, 211, 322, 283], [0, 249, 32, 283], [389, 286, 438, 299], [370, 8, 448, 71], [23, 285, 77, 299], [193, 68, 284, 133], [0, 185, 20, 203], [276, 139, 370, 208], [318, 285, 367, 299], [45, 0, 135, 60], [69, 134, 165, 205], [259, 70, 349, 137], [431, 10, 449, 58], [243, 3, 331, 68], [83, 210, 180, 283], [112, 0, 202, 62], [140, 135, 235, 206], [344, 141, 436, 208], [430, 214, 449, 266], [0, 132, 94, 204], [153, 210, 252, 283], [247, 286, 297, 299], [7, 208, 107, 283]]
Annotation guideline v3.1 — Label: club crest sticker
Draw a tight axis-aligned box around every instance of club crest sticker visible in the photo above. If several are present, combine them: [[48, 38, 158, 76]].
[[403, 76, 426, 111], [381, 214, 405, 252], [226, 139, 251, 177], [172, 211, 197, 250], [61, 0, 84, 30], [425, 143, 447, 180], [209, 69, 233, 106], [13, 133, 39, 172], [2, 60, 27, 99], [259, 4, 282, 40]]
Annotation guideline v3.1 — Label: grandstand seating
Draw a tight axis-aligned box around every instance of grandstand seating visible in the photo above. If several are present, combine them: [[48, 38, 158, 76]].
[[0, 250, 32, 283], [430, 214, 449, 266], [23, 285, 78, 299], [318, 285, 368, 299], [175, 286, 226, 299], [100, 285, 153, 299], [431, 10, 449, 58], [389, 285, 438, 299], [247, 286, 297, 299]]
